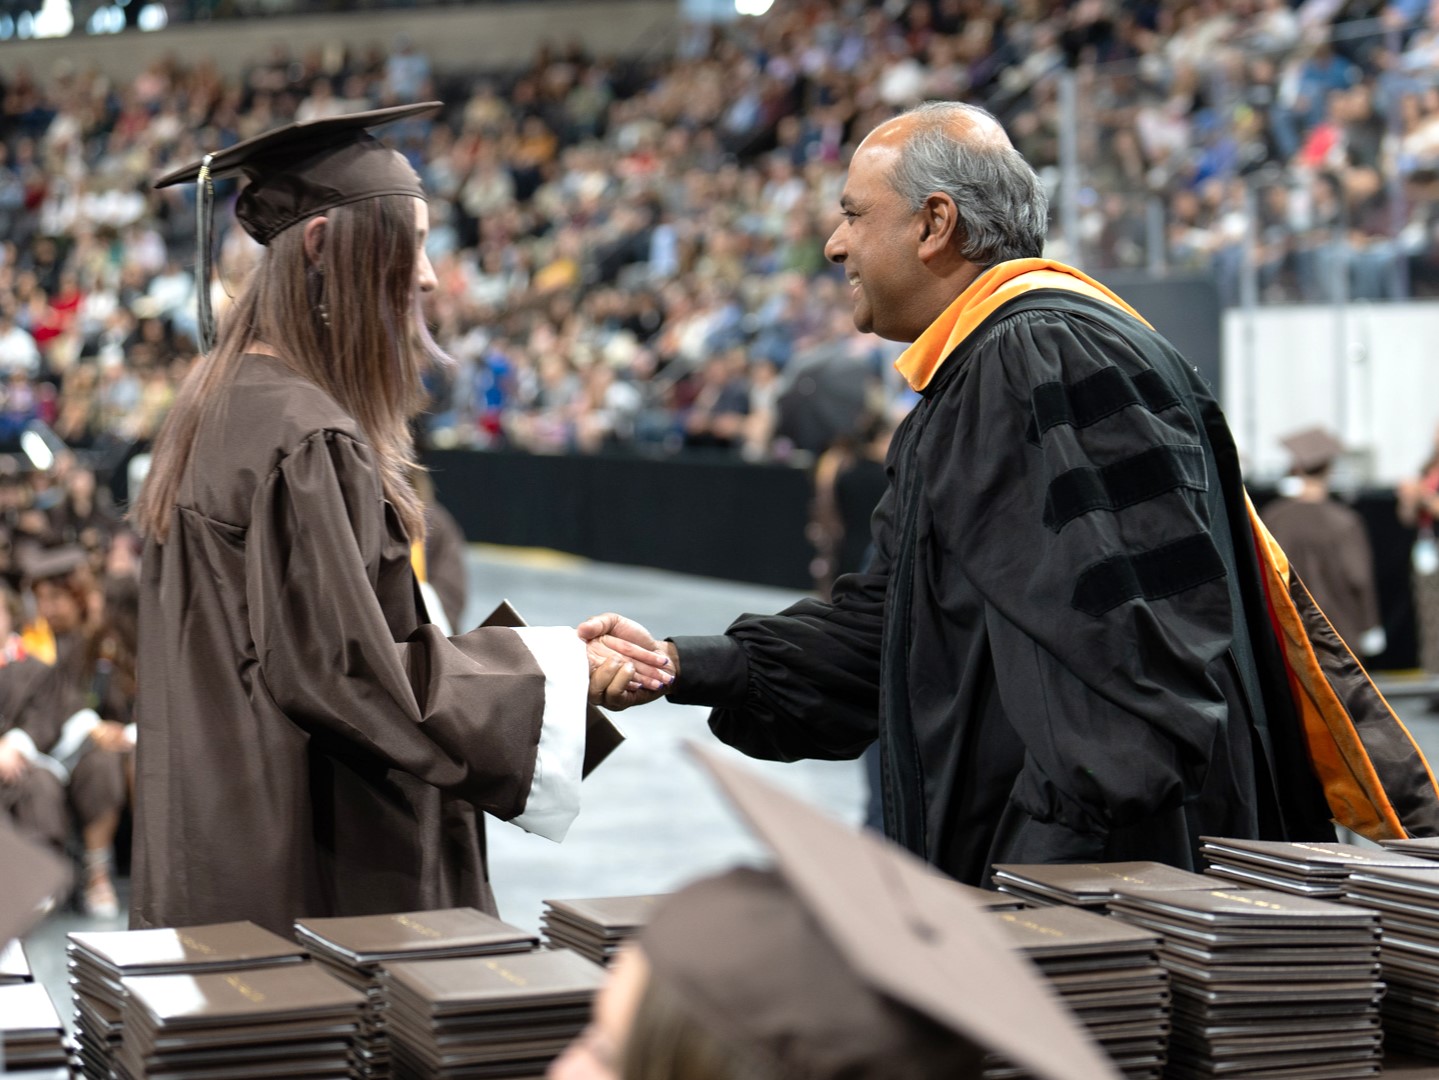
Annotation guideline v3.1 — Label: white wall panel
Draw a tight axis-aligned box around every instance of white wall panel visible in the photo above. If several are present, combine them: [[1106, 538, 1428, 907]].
[[1223, 303, 1439, 485]]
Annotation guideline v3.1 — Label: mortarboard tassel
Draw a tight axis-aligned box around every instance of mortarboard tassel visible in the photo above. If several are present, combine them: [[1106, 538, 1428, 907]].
[[195, 153, 216, 355]]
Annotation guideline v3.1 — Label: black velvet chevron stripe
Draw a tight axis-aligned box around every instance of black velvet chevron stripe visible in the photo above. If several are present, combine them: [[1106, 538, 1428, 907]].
[[1026, 367, 1183, 445], [1043, 444, 1208, 532], [1071, 533, 1227, 617]]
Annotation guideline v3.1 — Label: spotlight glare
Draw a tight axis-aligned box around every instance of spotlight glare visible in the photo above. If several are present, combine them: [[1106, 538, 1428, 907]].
[[33, 0, 73, 38], [138, 1, 167, 29], [20, 430, 53, 472]]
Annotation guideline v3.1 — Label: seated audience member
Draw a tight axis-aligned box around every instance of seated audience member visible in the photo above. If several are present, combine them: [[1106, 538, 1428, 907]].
[[0, 581, 67, 857], [549, 749, 1121, 1080], [6, 548, 132, 916], [20, 544, 94, 665], [682, 349, 751, 451], [49, 461, 121, 556]]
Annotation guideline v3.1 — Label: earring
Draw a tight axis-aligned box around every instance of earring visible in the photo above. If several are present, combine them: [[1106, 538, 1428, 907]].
[[310, 262, 328, 328]]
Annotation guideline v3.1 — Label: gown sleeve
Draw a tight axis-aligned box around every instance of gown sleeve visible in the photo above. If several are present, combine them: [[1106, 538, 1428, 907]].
[[668, 473, 896, 762], [939, 307, 1236, 842], [245, 430, 585, 840]]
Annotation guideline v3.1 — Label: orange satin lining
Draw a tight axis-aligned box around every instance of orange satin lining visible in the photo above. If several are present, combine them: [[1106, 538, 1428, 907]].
[[894, 258, 1153, 392]]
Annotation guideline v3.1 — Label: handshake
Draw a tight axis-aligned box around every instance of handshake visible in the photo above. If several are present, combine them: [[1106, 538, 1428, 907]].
[[577, 613, 677, 710]]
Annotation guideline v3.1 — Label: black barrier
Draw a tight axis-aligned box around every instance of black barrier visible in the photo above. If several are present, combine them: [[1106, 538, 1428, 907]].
[[422, 449, 816, 590], [1337, 492, 1418, 672], [1105, 274, 1223, 397]]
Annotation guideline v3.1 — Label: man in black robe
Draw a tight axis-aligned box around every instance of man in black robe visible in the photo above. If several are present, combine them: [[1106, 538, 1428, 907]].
[[587, 101, 1334, 885]]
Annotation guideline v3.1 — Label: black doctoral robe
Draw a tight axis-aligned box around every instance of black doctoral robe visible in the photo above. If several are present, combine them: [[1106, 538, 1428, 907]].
[[672, 287, 1333, 885], [133, 354, 572, 937]]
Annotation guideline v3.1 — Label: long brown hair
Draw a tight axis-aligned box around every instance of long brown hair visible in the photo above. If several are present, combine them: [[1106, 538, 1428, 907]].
[[134, 193, 442, 541], [620, 970, 778, 1080]]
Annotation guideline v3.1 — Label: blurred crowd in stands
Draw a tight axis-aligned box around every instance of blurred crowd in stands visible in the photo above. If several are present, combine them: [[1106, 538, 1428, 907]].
[[1, 0, 1439, 462]]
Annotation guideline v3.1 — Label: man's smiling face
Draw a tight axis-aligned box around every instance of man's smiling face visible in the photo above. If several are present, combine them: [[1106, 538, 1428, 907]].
[[823, 126, 932, 343]]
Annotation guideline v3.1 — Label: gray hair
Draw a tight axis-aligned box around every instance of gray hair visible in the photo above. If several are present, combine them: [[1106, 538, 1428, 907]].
[[885, 101, 1048, 266]]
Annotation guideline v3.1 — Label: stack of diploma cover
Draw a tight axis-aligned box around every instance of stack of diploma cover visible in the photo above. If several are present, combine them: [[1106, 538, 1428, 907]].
[[1200, 838, 1439, 898], [984, 905, 1170, 1080], [1380, 837, 1439, 862], [0, 939, 32, 985], [114, 962, 366, 1080], [381, 947, 607, 1079], [990, 862, 1213, 912], [0, 981, 69, 1074], [538, 896, 664, 966], [1345, 866, 1439, 1057], [1108, 886, 1384, 1079], [294, 908, 538, 1080], [68, 921, 307, 1080]]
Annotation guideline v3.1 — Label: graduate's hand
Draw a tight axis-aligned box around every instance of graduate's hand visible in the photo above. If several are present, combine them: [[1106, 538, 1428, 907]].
[[587, 654, 661, 709], [587, 653, 674, 710], [90, 721, 133, 753], [0, 741, 28, 783], [577, 613, 674, 702]]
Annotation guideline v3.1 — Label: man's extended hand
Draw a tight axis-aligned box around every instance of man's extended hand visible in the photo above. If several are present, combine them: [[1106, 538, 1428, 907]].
[[578, 613, 679, 710]]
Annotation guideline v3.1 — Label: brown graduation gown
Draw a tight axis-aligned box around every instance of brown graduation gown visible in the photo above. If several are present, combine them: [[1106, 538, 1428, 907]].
[[1259, 497, 1380, 650], [132, 354, 549, 937], [0, 656, 69, 851]]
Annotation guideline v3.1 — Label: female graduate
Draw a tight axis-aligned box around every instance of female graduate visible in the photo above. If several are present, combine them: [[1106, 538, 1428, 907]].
[[131, 104, 668, 936]]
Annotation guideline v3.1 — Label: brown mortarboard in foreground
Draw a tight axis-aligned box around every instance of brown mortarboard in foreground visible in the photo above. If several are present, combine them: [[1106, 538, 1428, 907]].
[[153, 102, 440, 246], [1279, 426, 1346, 475], [641, 745, 1123, 1080], [0, 822, 70, 946]]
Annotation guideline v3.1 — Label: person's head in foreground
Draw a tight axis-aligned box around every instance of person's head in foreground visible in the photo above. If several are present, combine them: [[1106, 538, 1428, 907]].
[[824, 100, 1048, 343], [550, 867, 985, 1080], [550, 746, 1122, 1080], [134, 104, 445, 543]]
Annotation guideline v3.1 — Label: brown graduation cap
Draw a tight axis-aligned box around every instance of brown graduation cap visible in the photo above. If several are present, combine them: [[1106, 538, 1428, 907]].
[[1280, 426, 1346, 475], [152, 102, 441, 351], [638, 745, 1123, 1080]]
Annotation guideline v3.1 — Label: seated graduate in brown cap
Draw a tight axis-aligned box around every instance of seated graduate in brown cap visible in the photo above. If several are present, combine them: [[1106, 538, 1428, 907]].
[[131, 105, 670, 937], [549, 746, 1124, 1080]]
